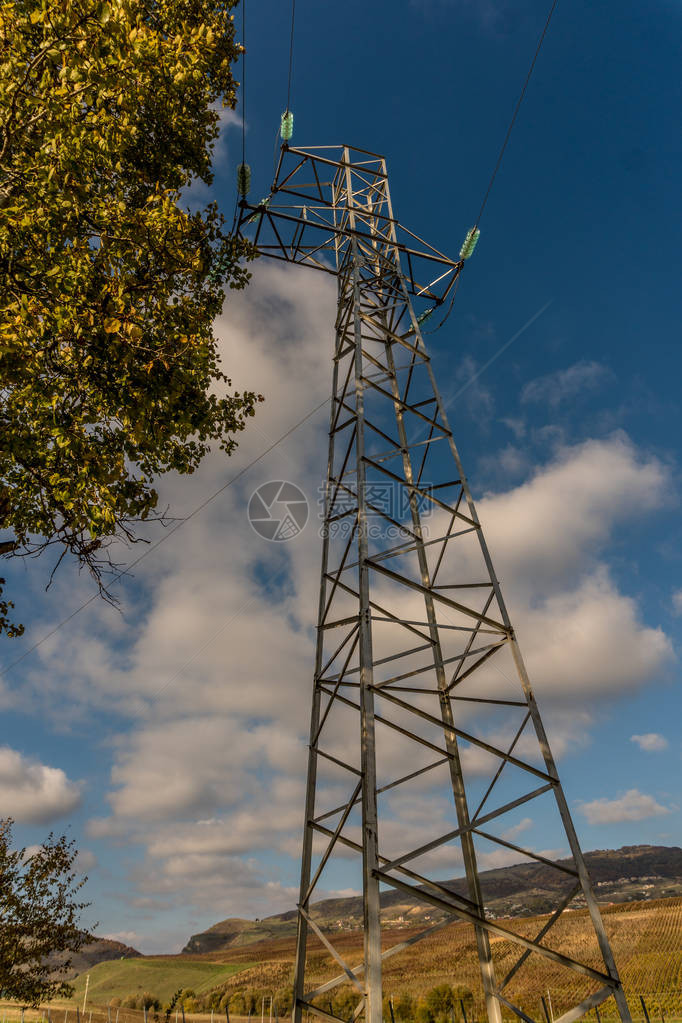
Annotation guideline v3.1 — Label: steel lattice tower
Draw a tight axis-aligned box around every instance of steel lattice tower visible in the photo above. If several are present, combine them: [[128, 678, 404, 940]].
[[236, 145, 631, 1023]]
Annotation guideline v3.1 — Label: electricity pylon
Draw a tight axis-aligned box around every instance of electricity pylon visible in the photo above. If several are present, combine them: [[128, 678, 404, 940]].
[[236, 145, 631, 1023]]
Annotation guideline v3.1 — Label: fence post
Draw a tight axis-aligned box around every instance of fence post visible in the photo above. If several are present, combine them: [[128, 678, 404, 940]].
[[225, 1001, 230, 1023], [595, 1006, 601, 1023], [541, 998, 551, 1023], [460, 1001, 469, 1023], [640, 998, 651, 1023]]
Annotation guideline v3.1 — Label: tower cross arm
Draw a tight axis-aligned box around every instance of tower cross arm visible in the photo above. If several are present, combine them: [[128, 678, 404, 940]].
[[235, 144, 463, 303]]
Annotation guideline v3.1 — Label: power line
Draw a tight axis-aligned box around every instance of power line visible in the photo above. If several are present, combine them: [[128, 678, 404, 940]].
[[0, 396, 330, 679], [241, 0, 246, 166], [285, 0, 296, 114], [475, 0, 561, 228], [424, 0, 560, 337]]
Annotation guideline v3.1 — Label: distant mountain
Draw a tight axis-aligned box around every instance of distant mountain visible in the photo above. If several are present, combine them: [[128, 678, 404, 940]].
[[50, 936, 142, 980], [183, 844, 682, 954]]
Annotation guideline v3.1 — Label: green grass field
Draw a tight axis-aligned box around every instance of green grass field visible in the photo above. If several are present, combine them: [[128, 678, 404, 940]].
[[69, 958, 251, 1005]]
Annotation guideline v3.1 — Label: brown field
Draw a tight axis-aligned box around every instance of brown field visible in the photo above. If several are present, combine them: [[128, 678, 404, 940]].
[[200, 897, 682, 1020], [2, 898, 679, 1023]]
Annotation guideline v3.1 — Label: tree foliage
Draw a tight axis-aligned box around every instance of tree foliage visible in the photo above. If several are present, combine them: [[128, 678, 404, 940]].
[[123, 992, 161, 1010], [0, 0, 259, 616], [0, 576, 23, 636], [0, 818, 90, 1005]]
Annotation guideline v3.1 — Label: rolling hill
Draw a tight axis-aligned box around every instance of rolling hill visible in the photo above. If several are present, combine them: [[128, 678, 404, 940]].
[[69, 958, 250, 1005], [183, 844, 682, 954], [181, 898, 682, 1019], [49, 937, 141, 981]]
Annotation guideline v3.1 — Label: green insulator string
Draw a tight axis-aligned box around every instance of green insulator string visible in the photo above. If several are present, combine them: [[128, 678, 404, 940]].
[[248, 196, 271, 224], [459, 226, 480, 260], [406, 307, 435, 336], [280, 110, 294, 141], [237, 162, 251, 197]]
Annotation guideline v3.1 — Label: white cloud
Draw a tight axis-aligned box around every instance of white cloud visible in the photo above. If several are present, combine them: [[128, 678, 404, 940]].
[[580, 789, 671, 825], [502, 817, 533, 841], [104, 717, 303, 822], [0, 747, 81, 824], [75, 849, 98, 872], [79, 424, 673, 916], [11, 262, 675, 931], [513, 568, 672, 700], [630, 733, 668, 753], [672, 590, 682, 616], [521, 361, 611, 407], [478, 433, 671, 591]]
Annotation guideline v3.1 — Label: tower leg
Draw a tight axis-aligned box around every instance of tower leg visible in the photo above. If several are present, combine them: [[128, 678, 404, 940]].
[[380, 334, 502, 1023], [349, 193, 382, 1023], [293, 330, 343, 1023]]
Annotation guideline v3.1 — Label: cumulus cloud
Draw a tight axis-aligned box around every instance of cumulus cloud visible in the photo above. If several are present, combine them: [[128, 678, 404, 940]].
[[81, 422, 673, 915], [478, 433, 671, 591], [630, 733, 668, 753], [580, 789, 672, 825], [502, 817, 533, 841], [70, 849, 96, 873], [12, 263, 673, 930], [0, 747, 81, 824], [521, 361, 612, 408], [104, 717, 303, 822], [513, 568, 672, 700]]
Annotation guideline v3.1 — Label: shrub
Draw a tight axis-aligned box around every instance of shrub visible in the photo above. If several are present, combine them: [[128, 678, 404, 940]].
[[328, 986, 356, 1020], [451, 987, 474, 1023], [416, 1003, 434, 1023], [425, 984, 455, 1022], [141, 993, 162, 1011], [274, 989, 293, 1017], [228, 992, 247, 1016], [395, 994, 415, 1022]]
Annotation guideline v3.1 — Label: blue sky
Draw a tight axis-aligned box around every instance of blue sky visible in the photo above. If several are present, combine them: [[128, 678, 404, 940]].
[[1, 0, 681, 954]]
